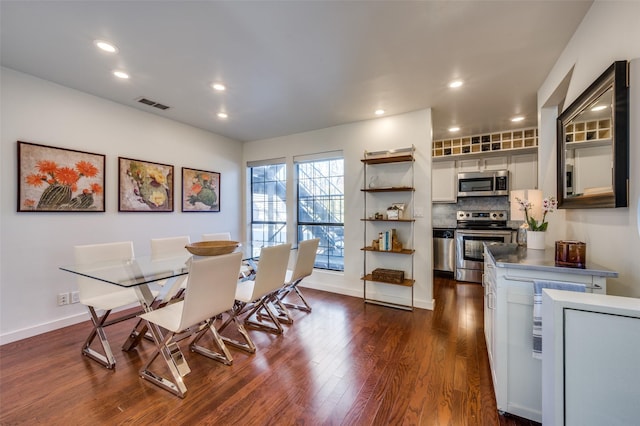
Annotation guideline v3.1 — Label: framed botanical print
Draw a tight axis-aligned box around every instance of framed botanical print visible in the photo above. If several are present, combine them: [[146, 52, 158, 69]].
[[118, 157, 174, 212], [181, 167, 220, 212], [18, 141, 105, 212]]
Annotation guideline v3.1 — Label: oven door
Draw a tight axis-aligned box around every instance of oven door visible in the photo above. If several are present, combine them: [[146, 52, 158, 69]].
[[455, 229, 513, 282]]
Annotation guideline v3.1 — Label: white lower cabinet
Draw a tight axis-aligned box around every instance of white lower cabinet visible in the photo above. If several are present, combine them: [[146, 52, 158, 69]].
[[483, 247, 607, 423]]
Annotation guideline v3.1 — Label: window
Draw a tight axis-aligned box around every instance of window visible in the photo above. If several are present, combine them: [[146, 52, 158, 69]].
[[296, 157, 344, 271], [250, 163, 287, 246]]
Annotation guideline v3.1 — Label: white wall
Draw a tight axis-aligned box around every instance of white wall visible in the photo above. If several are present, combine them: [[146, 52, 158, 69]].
[[243, 109, 434, 309], [0, 68, 243, 343], [537, 1, 640, 297]]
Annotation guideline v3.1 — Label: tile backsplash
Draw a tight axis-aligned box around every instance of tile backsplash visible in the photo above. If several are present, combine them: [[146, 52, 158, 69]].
[[432, 196, 519, 228]]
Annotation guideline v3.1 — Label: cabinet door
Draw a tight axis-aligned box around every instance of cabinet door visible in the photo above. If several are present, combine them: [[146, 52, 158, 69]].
[[483, 156, 508, 171], [432, 160, 456, 202], [509, 153, 537, 190], [457, 158, 480, 172], [458, 156, 508, 173]]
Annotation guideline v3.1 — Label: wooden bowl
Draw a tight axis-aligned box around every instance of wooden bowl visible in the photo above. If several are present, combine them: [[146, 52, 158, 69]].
[[185, 241, 239, 256]]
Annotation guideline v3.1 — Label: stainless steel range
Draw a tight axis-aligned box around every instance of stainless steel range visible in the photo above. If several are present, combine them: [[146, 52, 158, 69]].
[[455, 210, 514, 283]]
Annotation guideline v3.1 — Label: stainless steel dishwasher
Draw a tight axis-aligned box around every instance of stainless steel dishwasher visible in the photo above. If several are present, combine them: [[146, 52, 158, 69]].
[[433, 228, 455, 273]]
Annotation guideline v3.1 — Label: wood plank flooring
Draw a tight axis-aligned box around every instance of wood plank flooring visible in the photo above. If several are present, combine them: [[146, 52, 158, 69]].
[[0, 275, 540, 425]]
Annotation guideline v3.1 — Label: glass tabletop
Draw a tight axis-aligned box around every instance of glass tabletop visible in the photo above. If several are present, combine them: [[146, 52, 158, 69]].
[[59, 241, 280, 288]]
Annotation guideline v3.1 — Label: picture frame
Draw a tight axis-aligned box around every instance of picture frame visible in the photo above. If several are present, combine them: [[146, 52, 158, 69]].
[[17, 141, 105, 212], [181, 167, 220, 212], [118, 157, 174, 212]]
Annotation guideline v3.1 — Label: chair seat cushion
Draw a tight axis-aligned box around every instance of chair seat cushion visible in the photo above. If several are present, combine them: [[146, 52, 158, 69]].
[[140, 301, 185, 333]]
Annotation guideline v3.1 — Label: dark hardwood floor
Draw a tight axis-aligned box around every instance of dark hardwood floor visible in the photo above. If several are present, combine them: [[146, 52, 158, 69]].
[[0, 275, 540, 425]]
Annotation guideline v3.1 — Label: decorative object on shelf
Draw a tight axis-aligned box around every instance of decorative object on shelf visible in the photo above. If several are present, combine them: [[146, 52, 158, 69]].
[[181, 167, 220, 212], [368, 175, 379, 188], [119, 157, 173, 212], [386, 203, 406, 220], [371, 268, 404, 284], [555, 240, 587, 268], [17, 141, 105, 212]]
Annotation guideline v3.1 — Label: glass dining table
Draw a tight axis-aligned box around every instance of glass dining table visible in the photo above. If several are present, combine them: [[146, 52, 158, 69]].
[[59, 241, 278, 386]]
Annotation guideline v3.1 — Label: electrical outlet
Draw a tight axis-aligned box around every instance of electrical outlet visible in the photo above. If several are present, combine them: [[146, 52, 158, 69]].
[[57, 293, 70, 306], [70, 291, 80, 304]]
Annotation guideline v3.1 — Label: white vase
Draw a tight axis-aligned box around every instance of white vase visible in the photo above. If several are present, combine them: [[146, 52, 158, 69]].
[[527, 230, 546, 250]]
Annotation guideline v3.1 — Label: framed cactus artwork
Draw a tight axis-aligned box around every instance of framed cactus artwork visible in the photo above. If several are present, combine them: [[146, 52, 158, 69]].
[[17, 141, 105, 212], [181, 167, 220, 212], [118, 157, 174, 212]]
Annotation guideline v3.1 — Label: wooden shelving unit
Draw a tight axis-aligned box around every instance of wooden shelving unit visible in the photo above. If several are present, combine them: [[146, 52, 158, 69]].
[[361, 146, 415, 311]]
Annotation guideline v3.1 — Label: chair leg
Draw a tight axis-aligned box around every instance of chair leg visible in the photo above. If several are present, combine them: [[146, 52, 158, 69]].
[[217, 307, 257, 354], [139, 323, 189, 398], [82, 307, 116, 369], [190, 320, 234, 365], [281, 285, 312, 313], [244, 294, 283, 335]]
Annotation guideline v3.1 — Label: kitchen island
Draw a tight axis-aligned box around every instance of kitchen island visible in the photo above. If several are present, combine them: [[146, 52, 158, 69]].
[[482, 242, 617, 422]]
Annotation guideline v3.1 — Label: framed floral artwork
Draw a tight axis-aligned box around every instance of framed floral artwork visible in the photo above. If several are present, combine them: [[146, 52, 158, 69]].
[[18, 141, 105, 212], [118, 157, 174, 212], [182, 167, 220, 212]]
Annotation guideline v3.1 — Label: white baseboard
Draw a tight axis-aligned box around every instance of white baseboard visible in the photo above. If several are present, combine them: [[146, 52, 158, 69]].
[[0, 311, 90, 346]]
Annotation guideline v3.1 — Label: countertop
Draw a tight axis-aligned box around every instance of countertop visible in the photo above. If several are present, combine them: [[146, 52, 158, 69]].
[[484, 242, 618, 278]]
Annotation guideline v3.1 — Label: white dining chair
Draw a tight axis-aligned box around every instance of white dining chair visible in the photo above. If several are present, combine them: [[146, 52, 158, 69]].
[[150, 235, 191, 301], [138, 251, 243, 398], [202, 232, 231, 241], [218, 243, 291, 353], [74, 241, 143, 369], [276, 238, 320, 323]]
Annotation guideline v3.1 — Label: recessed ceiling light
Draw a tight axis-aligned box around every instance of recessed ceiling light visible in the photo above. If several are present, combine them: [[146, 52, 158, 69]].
[[448, 80, 463, 89], [511, 116, 525, 122], [217, 112, 228, 119], [94, 40, 118, 53], [212, 83, 226, 91], [449, 126, 460, 132], [375, 109, 385, 115], [591, 105, 607, 112], [113, 70, 129, 79]]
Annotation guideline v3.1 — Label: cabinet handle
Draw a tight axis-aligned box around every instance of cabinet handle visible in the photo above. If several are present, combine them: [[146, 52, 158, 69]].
[[487, 292, 495, 310]]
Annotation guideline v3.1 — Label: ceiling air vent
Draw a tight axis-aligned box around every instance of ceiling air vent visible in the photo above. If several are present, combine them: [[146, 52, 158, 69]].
[[136, 97, 171, 110]]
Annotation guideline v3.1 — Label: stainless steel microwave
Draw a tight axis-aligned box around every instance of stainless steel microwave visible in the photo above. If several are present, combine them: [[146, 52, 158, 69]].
[[457, 170, 509, 197]]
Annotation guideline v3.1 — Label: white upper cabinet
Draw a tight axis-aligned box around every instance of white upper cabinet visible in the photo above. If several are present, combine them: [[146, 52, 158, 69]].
[[432, 160, 456, 202], [509, 153, 538, 190]]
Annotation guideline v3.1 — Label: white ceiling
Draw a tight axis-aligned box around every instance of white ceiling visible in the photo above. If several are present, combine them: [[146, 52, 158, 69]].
[[0, 1, 592, 142]]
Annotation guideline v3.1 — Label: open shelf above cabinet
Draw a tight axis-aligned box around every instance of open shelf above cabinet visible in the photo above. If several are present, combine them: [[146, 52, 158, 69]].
[[433, 127, 538, 159]]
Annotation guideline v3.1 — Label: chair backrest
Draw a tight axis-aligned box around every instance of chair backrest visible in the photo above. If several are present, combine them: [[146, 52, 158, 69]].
[[74, 241, 135, 301], [288, 238, 320, 283], [151, 236, 190, 259], [251, 243, 292, 300], [202, 232, 231, 241], [178, 251, 242, 330]]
